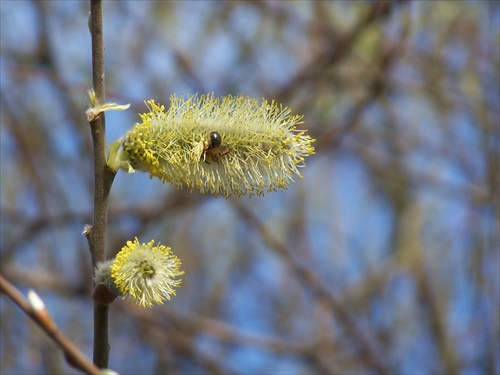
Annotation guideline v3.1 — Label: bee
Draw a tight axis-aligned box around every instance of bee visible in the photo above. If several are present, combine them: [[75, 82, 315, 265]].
[[200, 131, 231, 163]]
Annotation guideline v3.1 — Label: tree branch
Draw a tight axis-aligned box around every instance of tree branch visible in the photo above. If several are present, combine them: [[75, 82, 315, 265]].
[[0, 275, 102, 375], [232, 201, 392, 375], [88, 0, 115, 368]]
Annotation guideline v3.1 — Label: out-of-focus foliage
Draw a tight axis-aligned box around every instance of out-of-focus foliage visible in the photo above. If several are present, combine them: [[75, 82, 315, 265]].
[[1, 1, 498, 374]]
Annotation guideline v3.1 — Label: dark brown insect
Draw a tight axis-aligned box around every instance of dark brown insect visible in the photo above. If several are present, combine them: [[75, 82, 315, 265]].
[[200, 131, 231, 163]]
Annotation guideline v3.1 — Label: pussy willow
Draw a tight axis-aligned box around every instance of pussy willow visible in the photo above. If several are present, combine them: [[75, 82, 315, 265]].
[[117, 93, 315, 198]]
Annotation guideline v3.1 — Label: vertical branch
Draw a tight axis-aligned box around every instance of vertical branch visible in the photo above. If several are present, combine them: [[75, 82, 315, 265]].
[[88, 0, 115, 368]]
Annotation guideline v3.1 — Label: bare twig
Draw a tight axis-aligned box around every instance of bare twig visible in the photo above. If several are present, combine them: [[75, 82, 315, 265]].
[[88, 0, 116, 368], [0, 275, 103, 375], [232, 201, 392, 375]]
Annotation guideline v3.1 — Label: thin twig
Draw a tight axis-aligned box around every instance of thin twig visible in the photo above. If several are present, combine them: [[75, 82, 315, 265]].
[[0, 275, 103, 375], [232, 201, 392, 375], [88, 0, 116, 368]]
